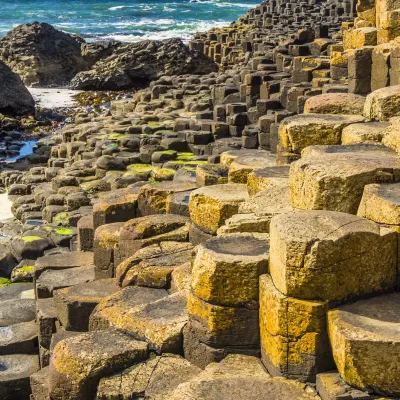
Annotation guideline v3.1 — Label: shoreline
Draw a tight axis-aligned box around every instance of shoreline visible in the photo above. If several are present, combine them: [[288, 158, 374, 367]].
[[0, 0, 399, 399], [0, 193, 13, 221]]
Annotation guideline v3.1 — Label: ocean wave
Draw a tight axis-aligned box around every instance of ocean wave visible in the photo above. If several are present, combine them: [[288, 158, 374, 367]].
[[215, 2, 259, 8], [108, 5, 132, 11]]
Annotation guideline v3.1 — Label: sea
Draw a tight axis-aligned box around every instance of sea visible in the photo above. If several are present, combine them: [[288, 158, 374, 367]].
[[0, 0, 259, 43]]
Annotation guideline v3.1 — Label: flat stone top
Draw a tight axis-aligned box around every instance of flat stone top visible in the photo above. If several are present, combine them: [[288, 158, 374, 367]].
[[0, 320, 37, 345], [302, 143, 396, 158], [202, 233, 269, 258], [231, 153, 276, 168], [292, 150, 400, 178], [252, 165, 290, 179], [330, 293, 400, 342], [56, 279, 120, 302], [365, 183, 400, 206], [0, 354, 39, 380], [0, 299, 36, 327], [98, 286, 168, 309], [190, 184, 249, 202], [52, 330, 148, 360], [140, 181, 196, 192], [169, 355, 317, 400], [0, 283, 33, 303], [221, 149, 271, 165], [342, 121, 390, 133], [272, 211, 380, 241], [121, 214, 189, 238], [240, 186, 292, 216], [365, 84, 400, 100], [281, 113, 365, 127], [35, 251, 94, 270]]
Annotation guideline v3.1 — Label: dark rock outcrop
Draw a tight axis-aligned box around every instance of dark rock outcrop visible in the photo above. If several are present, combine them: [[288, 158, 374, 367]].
[[0, 22, 87, 87], [69, 38, 218, 90], [0, 61, 35, 115]]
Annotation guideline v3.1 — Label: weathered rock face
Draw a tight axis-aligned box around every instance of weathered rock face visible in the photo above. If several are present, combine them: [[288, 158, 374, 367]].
[[0, 22, 87, 87], [0, 61, 35, 115], [70, 38, 218, 90]]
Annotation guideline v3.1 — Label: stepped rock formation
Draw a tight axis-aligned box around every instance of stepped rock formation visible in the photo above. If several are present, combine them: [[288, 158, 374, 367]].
[[0, 0, 400, 399]]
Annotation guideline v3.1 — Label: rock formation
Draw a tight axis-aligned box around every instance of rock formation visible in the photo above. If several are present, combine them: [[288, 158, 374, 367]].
[[0, 0, 399, 399], [70, 38, 218, 90], [0, 60, 35, 115], [0, 22, 87, 87]]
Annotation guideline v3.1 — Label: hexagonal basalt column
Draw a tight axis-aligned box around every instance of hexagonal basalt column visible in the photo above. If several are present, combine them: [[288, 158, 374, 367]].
[[185, 233, 269, 368], [189, 184, 249, 235], [269, 210, 397, 303], [328, 293, 400, 397]]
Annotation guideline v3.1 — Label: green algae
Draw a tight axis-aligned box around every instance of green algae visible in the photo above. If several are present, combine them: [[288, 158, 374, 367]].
[[54, 212, 70, 226], [0, 278, 10, 287], [18, 266, 35, 272], [21, 236, 43, 243], [126, 164, 153, 172], [54, 228, 73, 236], [43, 226, 53, 232], [108, 133, 125, 140]]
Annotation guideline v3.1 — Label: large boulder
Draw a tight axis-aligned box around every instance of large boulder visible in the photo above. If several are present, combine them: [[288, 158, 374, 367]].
[[0, 22, 87, 86], [70, 38, 218, 90], [0, 61, 35, 115]]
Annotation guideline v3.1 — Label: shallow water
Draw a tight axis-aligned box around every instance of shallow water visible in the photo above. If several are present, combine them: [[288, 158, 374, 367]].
[[5, 141, 37, 162], [0, 0, 258, 42]]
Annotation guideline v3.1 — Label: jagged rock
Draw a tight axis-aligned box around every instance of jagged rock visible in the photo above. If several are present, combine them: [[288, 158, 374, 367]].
[[0, 22, 87, 86], [70, 39, 218, 90], [328, 293, 400, 397], [0, 61, 35, 115]]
